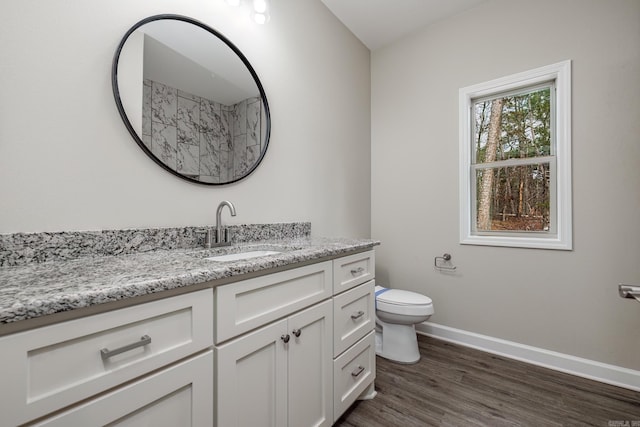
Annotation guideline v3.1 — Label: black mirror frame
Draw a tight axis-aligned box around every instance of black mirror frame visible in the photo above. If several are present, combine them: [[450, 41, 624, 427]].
[[111, 14, 271, 185]]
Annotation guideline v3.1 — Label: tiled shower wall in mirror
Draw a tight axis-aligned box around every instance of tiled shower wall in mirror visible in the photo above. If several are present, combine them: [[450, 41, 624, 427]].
[[141, 79, 263, 183]]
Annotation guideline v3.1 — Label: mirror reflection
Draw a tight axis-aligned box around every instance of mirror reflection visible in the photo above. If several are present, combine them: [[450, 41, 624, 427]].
[[113, 15, 270, 185]]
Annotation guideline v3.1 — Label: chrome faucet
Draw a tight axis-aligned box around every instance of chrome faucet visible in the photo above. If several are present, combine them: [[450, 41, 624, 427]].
[[214, 200, 236, 246]]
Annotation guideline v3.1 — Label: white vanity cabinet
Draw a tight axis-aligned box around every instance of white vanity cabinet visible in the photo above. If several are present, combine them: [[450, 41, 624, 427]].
[[0, 289, 214, 427], [214, 250, 377, 427]]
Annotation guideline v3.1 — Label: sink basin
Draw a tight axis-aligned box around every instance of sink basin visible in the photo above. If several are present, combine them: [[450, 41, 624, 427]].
[[204, 250, 282, 262]]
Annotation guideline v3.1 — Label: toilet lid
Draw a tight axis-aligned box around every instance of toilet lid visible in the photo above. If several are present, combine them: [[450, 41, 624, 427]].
[[376, 288, 432, 306]]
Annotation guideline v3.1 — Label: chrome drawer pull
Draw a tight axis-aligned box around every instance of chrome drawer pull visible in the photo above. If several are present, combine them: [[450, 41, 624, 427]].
[[350, 267, 365, 276], [101, 335, 151, 360], [281, 334, 290, 344], [292, 329, 302, 337], [351, 365, 365, 377], [351, 311, 365, 320]]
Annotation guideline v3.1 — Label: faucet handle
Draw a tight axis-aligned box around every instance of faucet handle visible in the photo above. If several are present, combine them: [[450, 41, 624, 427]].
[[213, 227, 232, 245], [196, 228, 213, 249]]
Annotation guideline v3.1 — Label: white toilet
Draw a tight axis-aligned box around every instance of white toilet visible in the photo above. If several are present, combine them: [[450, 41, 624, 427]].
[[374, 285, 434, 364]]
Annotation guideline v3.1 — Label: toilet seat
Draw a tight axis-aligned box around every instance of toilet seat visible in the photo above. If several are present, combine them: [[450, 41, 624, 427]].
[[375, 286, 434, 316]]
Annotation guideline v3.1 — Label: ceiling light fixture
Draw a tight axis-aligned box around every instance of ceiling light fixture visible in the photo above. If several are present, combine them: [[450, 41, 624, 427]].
[[225, 0, 271, 24], [251, 0, 270, 24]]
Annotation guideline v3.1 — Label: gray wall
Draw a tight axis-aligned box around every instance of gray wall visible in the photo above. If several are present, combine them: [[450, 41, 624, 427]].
[[0, 0, 371, 238], [371, 0, 640, 370]]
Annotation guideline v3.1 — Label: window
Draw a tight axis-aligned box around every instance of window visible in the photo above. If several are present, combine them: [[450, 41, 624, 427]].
[[459, 61, 572, 250]]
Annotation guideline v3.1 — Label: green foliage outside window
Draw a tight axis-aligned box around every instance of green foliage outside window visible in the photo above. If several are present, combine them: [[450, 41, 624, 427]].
[[473, 86, 553, 232]]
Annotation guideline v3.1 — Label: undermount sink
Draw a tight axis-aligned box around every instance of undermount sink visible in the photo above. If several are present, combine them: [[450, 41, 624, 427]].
[[204, 250, 282, 262]]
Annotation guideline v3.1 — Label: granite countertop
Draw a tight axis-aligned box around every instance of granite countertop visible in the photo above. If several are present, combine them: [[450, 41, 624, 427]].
[[0, 237, 378, 328]]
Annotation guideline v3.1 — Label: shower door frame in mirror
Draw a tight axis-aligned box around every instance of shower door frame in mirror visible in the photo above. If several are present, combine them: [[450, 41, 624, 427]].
[[112, 14, 271, 185]]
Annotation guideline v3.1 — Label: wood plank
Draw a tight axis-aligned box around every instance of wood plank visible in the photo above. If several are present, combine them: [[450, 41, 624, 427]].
[[335, 335, 640, 426]]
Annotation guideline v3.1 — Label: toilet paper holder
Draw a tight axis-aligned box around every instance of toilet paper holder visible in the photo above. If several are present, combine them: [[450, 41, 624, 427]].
[[434, 253, 457, 271], [619, 284, 640, 301]]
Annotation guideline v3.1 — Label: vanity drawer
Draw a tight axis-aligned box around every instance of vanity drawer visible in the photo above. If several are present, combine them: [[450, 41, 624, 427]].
[[30, 350, 214, 427], [333, 250, 375, 294], [215, 261, 332, 343], [333, 331, 376, 422], [333, 280, 375, 357], [0, 289, 213, 427]]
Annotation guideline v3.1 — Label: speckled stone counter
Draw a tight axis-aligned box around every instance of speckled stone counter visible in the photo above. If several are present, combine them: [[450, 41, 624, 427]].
[[0, 233, 379, 333], [0, 223, 312, 267]]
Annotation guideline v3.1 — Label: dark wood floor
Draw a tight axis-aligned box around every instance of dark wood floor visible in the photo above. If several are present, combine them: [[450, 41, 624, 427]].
[[335, 335, 640, 426]]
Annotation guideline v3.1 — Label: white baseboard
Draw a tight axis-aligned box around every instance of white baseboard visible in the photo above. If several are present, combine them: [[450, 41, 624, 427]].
[[416, 322, 640, 392]]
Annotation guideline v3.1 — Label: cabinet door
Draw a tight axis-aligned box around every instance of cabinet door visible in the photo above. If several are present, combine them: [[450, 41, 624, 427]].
[[31, 350, 214, 427], [215, 319, 288, 427], [288, 300, 333, 427]]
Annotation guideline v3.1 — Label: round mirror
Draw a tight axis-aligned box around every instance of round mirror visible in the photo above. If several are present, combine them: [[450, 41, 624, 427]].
[[112, 15, 271, 185]]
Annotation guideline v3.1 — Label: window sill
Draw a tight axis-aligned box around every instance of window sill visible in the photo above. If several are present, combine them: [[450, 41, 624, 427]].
[[460, 234, 572, 250]]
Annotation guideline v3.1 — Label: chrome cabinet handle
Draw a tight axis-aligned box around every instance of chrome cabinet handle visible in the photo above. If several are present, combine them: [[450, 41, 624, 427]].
[[351, 365, 365, 377], [350, 267, 365, 276], [281, 334, 290, 343], [292, 329, 302, 337], [101, 335, 151, 360], [351, 311, 365, 320]]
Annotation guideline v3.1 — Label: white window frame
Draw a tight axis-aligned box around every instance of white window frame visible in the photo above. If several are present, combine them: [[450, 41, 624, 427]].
[[459, 60, 572, 250]]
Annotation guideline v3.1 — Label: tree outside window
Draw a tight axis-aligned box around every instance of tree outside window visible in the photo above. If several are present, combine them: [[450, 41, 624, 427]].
[[474, 85, 553, 233]]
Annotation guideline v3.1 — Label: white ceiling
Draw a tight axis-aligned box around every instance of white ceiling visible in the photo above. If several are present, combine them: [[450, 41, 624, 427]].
[[319, 0, 487, 50]]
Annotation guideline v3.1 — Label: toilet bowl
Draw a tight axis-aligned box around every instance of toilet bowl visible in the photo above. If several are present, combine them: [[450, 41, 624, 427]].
[[374, 285, 434, 364]]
